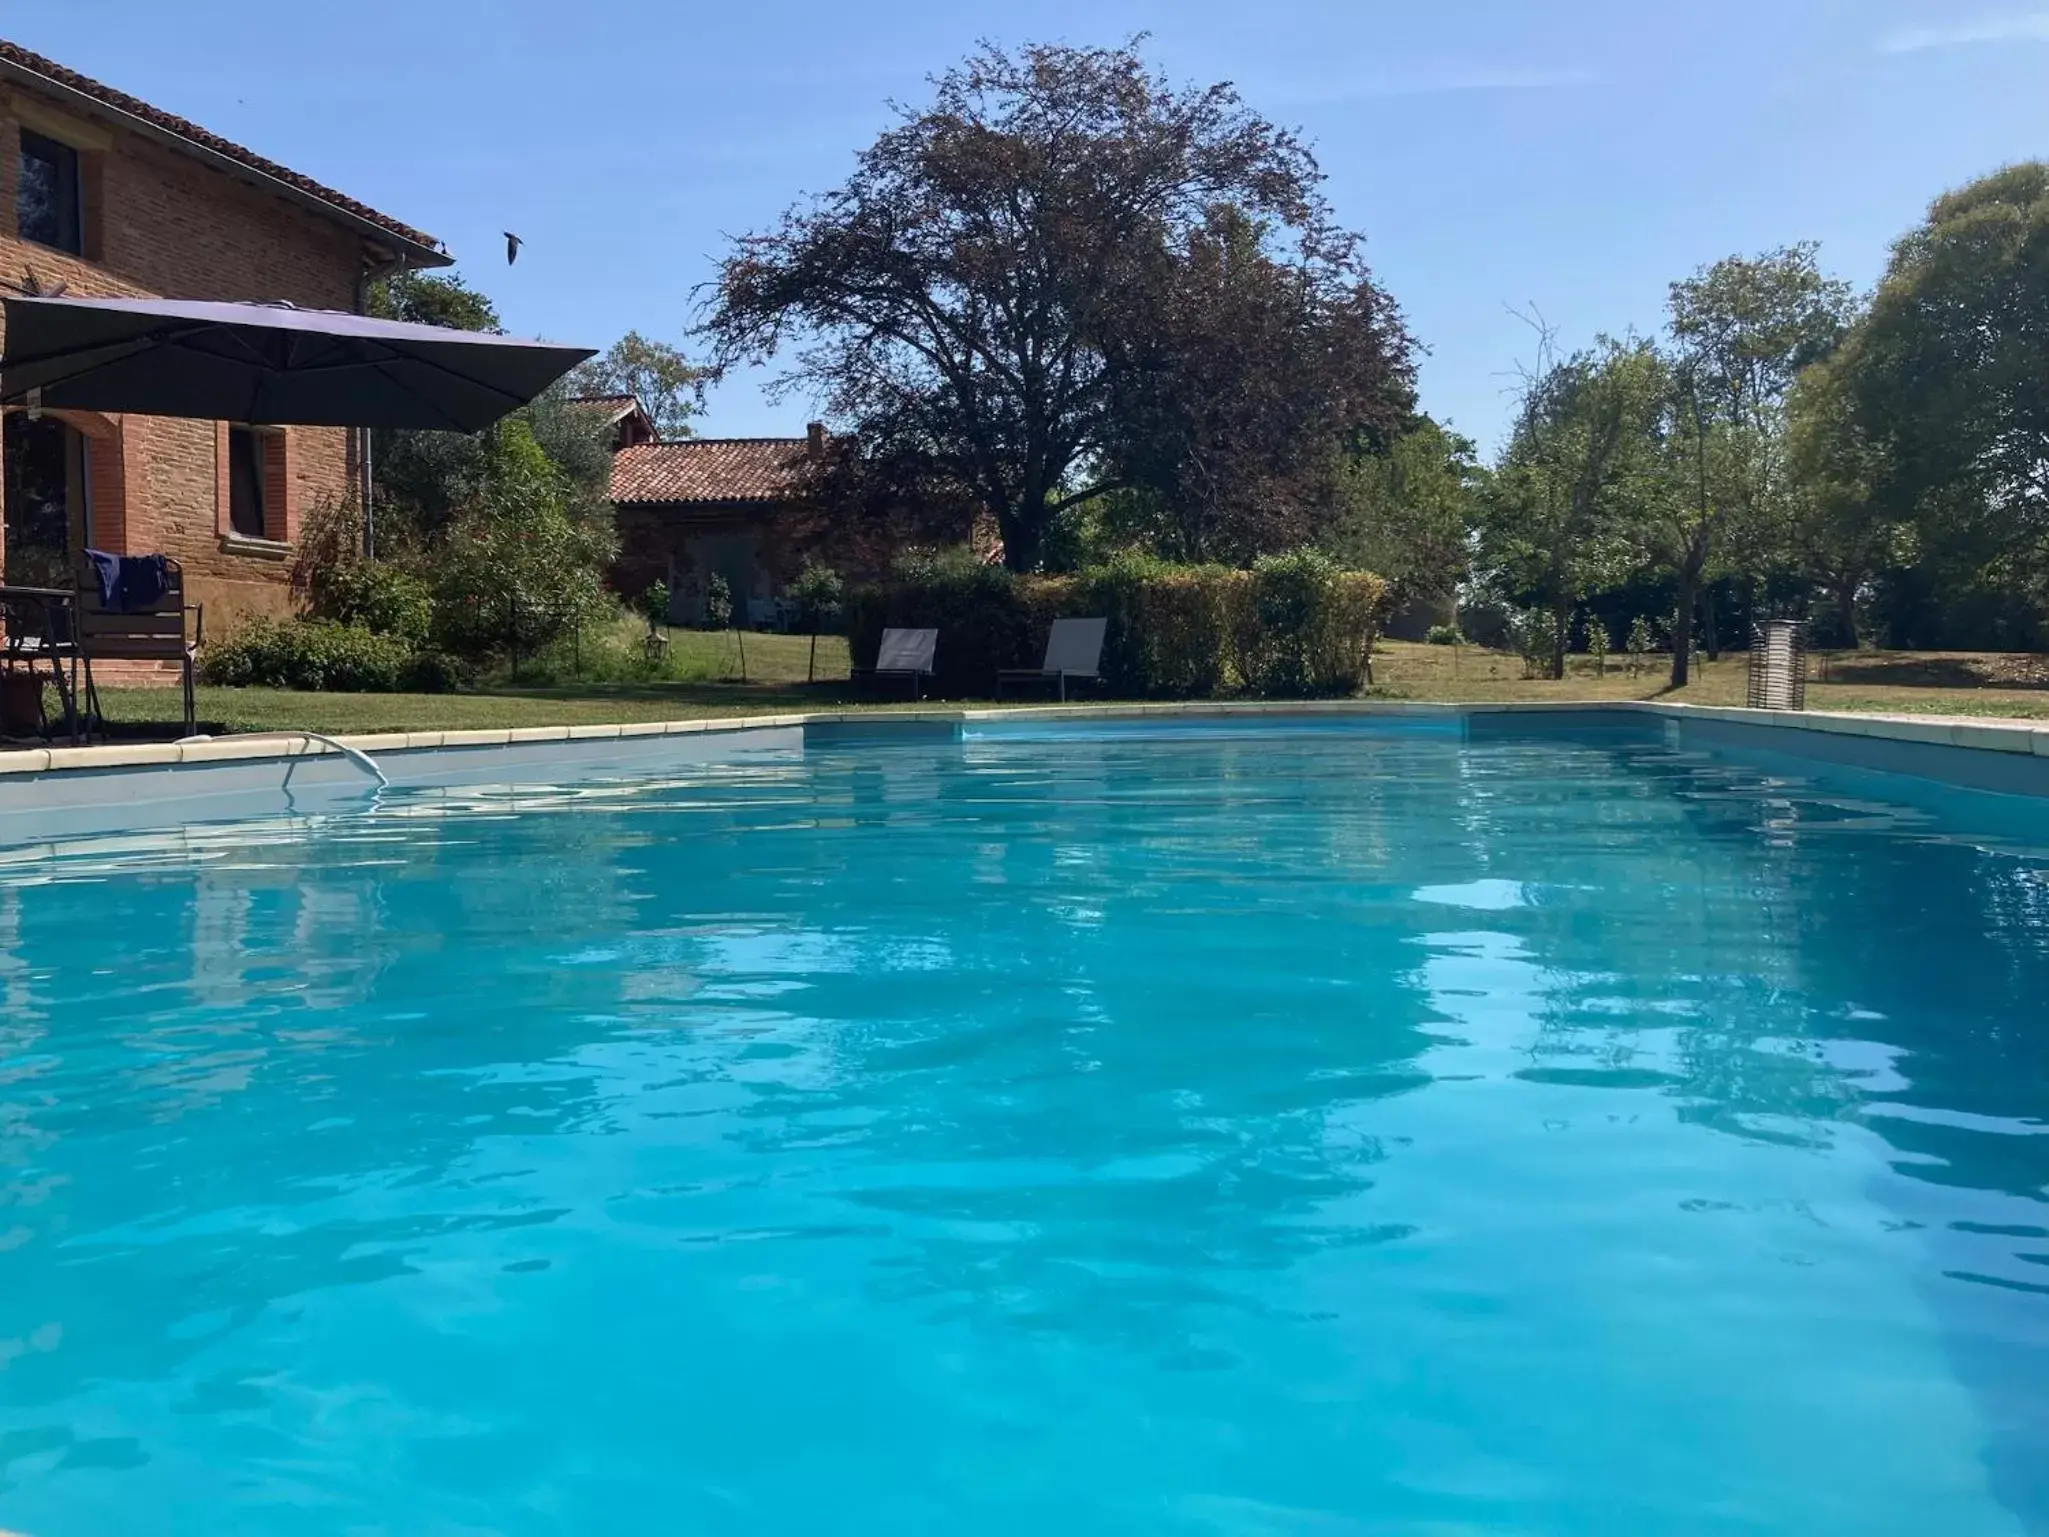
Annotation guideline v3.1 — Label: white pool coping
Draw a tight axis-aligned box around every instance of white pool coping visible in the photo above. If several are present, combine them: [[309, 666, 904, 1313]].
[[2, 697, 2047, 778]]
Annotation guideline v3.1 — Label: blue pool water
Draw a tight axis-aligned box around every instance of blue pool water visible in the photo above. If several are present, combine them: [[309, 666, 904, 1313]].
[[1, 720, 2047, 1535]]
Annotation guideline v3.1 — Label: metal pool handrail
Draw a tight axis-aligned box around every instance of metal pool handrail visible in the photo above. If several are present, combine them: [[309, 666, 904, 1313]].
[[176, 730, 389, 789]]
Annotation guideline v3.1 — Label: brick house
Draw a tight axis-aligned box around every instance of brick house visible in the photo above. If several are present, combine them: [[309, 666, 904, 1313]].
[[608, 423, 830, 626], [0, 39, 447, 635], [575, 393, 658, 453]]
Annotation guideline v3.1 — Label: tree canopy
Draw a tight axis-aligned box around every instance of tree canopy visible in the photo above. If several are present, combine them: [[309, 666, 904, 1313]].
[[1829, 164, 2049, 642], [1461, 189, 2042, 670], [1477, 333, 1666, 676], [702, 39, 1414, 572], [368, 270, 501, 333], [568, 331, 707, 438], [1324, 417, 1480, 609], [379, 116, 2049, 665], [1653, 244, 1854, 682], [299, 271, 625, 672], [1099, 205, 1413, 563]]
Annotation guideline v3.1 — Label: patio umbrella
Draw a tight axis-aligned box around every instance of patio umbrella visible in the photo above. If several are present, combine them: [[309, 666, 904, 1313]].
[[0, 294, 594, 432]]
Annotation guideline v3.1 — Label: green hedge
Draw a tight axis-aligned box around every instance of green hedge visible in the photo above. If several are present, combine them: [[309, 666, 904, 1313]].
[[200, 618, 470, 694], [847, 549, 1389, 699]]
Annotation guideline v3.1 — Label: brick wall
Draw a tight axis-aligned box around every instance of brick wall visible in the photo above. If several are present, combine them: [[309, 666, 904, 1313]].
[[615, 498, 952, 625], [616, 505, 807, 622], [0, 83, 380, 641]]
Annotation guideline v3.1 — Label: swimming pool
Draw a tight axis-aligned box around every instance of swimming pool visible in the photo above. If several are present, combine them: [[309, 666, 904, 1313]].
[[1, 717, 2046, 1535]]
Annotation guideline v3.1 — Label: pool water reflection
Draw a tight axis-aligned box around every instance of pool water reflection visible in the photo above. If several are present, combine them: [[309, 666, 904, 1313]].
[[0, 724, 2045, 1535]]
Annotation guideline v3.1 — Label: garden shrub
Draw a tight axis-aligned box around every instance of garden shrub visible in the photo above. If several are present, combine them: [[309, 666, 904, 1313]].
[[786, 560, 845, 634], [1506, 607, 1555, 678], [319, 560, 434, 646], [399, 649, 475, 694], [638, 580, 671, 635], [846, 548, 1032, 695], [847, 546, 1387, 699], [426, 421, 615, 666], [1311, 571, 1388, 695], [200, 618, 414, 693], [1248, 549, 1333, 696], [1074, 556, 1240, 698], [1425, 623, 1462, 646], [703, 573, 733, 631]]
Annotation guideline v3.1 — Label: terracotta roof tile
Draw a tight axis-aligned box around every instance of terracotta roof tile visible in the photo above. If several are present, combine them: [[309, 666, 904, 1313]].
[[0, 38, 442, 256], [570, 393, 641, 424], [611, 438, 810, 506]]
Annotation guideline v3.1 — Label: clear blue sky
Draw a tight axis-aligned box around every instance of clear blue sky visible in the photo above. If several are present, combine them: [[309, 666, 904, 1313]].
[[9, 1, 2046, 453]]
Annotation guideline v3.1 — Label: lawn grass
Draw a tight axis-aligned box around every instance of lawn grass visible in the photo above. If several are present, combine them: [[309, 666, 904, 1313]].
[[86, 630, 856, 736], [68, 635, 2049, 739], [1367, 642, 2049, 720], [529, 623, 852, 688]]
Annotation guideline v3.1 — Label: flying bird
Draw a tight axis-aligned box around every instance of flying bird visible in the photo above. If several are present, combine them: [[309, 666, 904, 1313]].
[[504, 232, 523, 266]]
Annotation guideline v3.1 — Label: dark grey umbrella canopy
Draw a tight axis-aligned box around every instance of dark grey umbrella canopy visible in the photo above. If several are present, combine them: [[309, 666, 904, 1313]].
[[0, 294, 595, 431]]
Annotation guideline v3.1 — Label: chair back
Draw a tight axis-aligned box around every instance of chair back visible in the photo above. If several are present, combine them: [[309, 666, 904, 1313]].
[[1042, 616, 1107, 677], [876, 627, 938, 674], [74, 555, 198, 661]]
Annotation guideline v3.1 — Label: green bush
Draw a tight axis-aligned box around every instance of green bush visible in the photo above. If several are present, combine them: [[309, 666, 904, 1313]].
[[638, 581, 671, 633], [1425, 623, 1462, 646], [847, 546, 1387, 699], [1625, 614, 1663, 677], [399, 649, 475, 694], [1506, 608, 1555, 678], [786, 559, 845, 632], [1073, 554, 1239, 698], [200, 618, 415, 692], [320, 560, 433, 646], [703, 573, 733, 631], [427, 421, 615, 665], [1247, 550, 1331, 696], [846, 548, 1032, 694], [1310, 571, 1389, 696]]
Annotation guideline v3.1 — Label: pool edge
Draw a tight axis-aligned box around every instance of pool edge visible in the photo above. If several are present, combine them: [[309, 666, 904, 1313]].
[[3, 698, 2047, 798]]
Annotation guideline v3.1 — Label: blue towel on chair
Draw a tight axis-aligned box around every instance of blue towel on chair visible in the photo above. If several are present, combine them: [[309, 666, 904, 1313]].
[[84, 550, 170, 614]]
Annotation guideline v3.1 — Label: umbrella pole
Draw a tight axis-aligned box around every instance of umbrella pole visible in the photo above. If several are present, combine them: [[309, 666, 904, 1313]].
[[361, 427, 376, 560]]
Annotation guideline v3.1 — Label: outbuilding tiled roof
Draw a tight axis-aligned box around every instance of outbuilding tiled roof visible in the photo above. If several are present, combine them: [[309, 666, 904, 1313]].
[[611, 438, 810, 507], [0, 38, 443, 256]]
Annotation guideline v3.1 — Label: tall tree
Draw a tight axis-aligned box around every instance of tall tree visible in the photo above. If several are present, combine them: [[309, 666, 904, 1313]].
[[1783, 351, 1891, 647], [568, 331, 707, 438], [1477, 331, 1665, 678], [702, 39, 1411, 572], [1839, 163, 2049, 614], [1325, 416, 1480, 609], [1653, 244, 1853, 685], [1099, 205, 1413, 562], [367, 270, 501, 333]]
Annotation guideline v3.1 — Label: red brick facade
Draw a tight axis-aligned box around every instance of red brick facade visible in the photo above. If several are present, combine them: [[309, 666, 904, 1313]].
[[606, 426, 974, 624], [608, 436, 823, 625], [0, 44, 443, 645]]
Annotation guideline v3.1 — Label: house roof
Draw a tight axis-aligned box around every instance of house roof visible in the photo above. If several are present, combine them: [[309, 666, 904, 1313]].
[[0, 38, 446, 264], [570, 393, 642, 424], [611, 437, 810, 507]]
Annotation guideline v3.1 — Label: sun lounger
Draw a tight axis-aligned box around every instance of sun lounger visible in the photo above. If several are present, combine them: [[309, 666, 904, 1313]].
[[997, 616, 1106, 702], [853, 626, 938, 700]]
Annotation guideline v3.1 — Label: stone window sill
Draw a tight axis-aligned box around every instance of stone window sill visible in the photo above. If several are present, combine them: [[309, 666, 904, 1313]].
[[219, 533, 293, 561]]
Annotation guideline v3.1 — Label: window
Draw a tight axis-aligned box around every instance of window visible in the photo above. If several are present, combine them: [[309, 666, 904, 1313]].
[[18, 129, 83, 254], [228, 426, 267, 538]]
